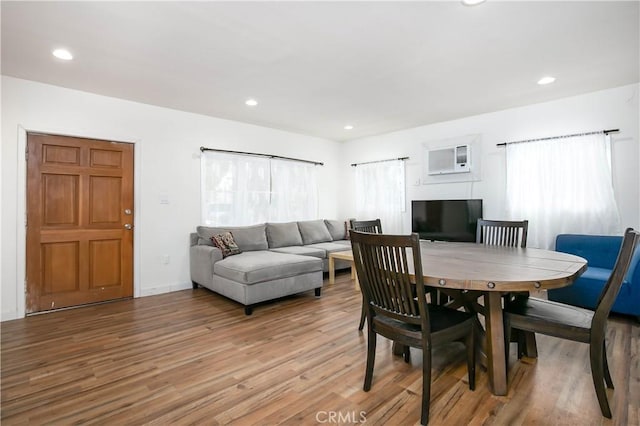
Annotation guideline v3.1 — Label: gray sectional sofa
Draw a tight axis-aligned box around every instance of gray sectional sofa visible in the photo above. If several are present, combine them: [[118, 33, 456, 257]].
[[190, 219, 352, 314]]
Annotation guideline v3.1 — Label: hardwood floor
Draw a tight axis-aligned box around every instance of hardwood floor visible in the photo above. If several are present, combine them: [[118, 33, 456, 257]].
[[2, 272, 638, 425]]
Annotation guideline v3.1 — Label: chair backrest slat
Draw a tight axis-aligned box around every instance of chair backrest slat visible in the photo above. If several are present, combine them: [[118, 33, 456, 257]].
[[476, 219, 529, 248], [350, 230, 427, 325]]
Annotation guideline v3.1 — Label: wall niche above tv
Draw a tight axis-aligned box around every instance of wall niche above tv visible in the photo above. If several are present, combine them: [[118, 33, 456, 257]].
[[411, 199, 483, 242]]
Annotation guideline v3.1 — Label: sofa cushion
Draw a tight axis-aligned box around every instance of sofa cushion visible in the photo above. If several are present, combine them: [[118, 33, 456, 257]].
[[552, 234, 640, 317], [197, 224, 268, 251], [210, 232, 242, 258], [266, 222, 303, 248], [555, 234, 622, 269], [298, 220, 333, 245], [325, 219, 347, 241], [332, 240, 351, 248], [548, 267, 614, 310], [579, 266, 613, 283], [213, 251, 322, 285], [270, 246, 326, 259], [305, 241, 353, 254]]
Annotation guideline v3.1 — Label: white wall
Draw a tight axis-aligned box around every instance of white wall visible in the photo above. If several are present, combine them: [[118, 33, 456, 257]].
[[337, 84, 640, 236], [1, 76, 343, 321]]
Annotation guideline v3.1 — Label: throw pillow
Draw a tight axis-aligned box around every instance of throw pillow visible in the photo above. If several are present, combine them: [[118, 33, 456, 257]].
[[211, 232, 242, 258]]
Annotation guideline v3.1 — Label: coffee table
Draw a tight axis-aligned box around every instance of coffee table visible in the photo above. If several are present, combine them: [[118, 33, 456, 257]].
[[328, 250, 359, 289]]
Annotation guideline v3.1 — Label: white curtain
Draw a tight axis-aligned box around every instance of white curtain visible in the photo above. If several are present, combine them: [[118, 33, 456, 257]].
[[269, 159, 319, 222], [201, 151, 319, 226], [505, 133, 620, 249], [354, 160, 406, 233]]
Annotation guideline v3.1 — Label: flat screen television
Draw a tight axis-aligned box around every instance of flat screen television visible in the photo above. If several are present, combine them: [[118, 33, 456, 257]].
[[411, 199, 483, 242]]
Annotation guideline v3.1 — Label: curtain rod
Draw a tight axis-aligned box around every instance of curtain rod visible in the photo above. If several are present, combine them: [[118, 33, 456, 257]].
[[200, 146, 323, 166], [351, 157, 409, 167], [497, 129, 619, 147]]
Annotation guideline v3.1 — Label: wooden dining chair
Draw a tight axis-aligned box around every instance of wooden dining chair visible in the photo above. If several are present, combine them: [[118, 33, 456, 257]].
[[350, 218, 382, 234], [476, 219, 529, 248], [504, 228, 639, 419], [350, 230, 476, 425], [350, 219, 383, 331], [476, 218, 536, 357]]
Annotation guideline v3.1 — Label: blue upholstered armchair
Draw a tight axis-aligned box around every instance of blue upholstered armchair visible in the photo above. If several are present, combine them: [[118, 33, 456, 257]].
[[548, 234, 640, 318]]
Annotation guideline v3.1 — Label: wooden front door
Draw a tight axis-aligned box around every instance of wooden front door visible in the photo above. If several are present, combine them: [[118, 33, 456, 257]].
[[26, 133, 134, 313]]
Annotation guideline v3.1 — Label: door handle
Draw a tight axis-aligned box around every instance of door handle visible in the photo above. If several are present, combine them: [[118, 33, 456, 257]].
[[124, 223, 133, 230]]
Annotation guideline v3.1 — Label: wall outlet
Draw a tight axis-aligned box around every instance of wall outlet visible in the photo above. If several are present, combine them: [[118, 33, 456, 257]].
[[161, 255, 170, 264]]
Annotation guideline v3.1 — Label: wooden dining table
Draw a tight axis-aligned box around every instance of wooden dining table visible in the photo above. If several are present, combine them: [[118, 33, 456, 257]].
[[409, 240, 587, 396]]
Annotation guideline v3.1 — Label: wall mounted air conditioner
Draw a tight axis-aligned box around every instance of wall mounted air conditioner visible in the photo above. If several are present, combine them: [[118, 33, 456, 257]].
[[427, 144, 471, 175]]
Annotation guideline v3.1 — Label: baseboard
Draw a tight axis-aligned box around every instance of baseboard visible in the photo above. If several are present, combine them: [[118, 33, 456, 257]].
[[2, 310, 20, 322], [139, 281, 193, 297]]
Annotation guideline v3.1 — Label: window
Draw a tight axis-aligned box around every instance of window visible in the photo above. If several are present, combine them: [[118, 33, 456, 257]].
[[505, 133, 620, 249], [201, 151, 319, 226], [354, 159, 406, 233]]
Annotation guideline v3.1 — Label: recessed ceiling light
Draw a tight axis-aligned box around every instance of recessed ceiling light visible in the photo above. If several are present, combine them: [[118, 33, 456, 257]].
[[461, 0, 486, 6], [537, 76, 556, 85], [344, 125, 354, 130], [52, 48, 73, 60], [245, 99, 258, 106]]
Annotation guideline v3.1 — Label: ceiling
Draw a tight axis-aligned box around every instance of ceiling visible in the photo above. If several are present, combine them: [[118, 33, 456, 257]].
[[2, 1, 638, 142]]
